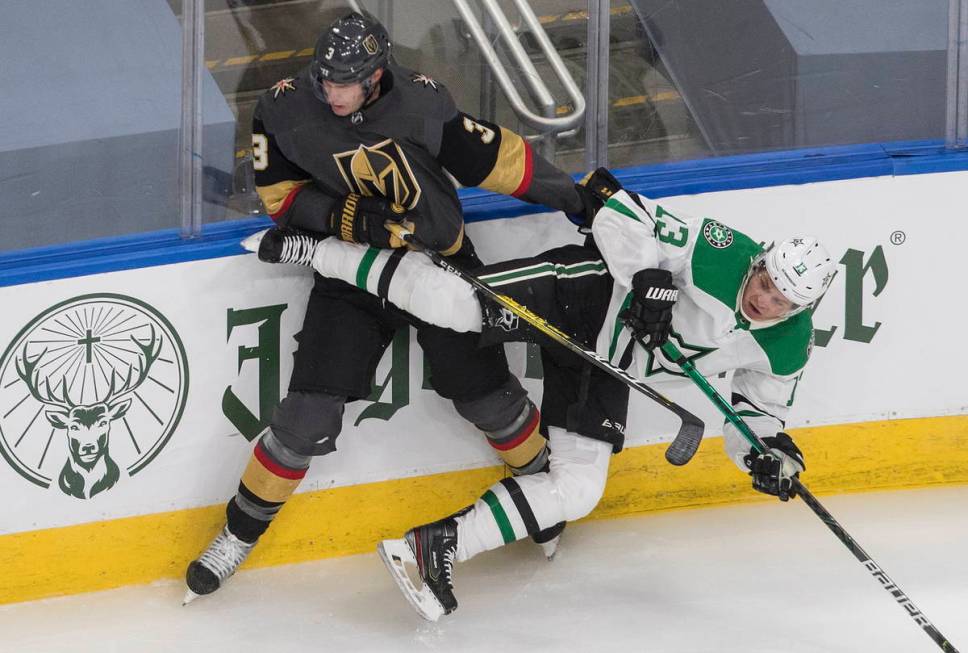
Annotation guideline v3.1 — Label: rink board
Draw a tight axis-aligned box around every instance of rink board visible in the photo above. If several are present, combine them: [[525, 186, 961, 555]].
[[1, 171, 967, 603]]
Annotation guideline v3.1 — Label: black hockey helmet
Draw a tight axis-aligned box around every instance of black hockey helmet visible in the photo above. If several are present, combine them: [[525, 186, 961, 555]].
[[311, 12, 390, 98]]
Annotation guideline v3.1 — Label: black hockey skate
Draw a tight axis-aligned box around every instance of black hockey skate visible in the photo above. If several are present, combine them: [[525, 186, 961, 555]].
[[240, 226, 321, 266], [377, 516, 459, 621], [183, 525, 256, 605]]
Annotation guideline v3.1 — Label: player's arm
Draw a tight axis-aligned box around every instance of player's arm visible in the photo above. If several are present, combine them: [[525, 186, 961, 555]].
[[434, 107, 583, 215], [724, 367, 806, 502], [252, 110, 408, 248], [590, 191, 699, 286], [251, 111, 336, 233]]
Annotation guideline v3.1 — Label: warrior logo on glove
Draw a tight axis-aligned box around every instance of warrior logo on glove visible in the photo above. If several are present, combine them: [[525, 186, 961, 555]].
[[621, 268, 679, 350]]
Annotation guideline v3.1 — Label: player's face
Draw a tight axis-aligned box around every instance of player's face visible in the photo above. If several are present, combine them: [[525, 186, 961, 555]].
[[742, 267, 796, 321], [322, 80, 368, 115]]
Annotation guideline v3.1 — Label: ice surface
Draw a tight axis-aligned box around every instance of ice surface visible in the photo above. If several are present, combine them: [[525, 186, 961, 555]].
[[2, 485, 965, 652]]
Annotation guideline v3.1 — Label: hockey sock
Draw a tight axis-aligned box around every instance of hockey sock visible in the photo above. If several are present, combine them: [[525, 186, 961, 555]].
[[226, 429, 311, 543], [311, 238, 482, 332], [484, 401, 548, 475], [454, 428, 611, 561]]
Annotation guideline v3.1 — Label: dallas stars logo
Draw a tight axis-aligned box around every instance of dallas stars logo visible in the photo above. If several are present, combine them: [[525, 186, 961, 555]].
[[270, 77, 296, 99], [642, 332, 715, 378], [703, 221, 733, 249], [411, 73, 439, 91]]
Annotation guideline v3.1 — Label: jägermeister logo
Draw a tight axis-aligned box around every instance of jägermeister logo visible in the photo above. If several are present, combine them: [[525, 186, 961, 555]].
[[0, 294, 189, 499], [703, 221, 733, 249]]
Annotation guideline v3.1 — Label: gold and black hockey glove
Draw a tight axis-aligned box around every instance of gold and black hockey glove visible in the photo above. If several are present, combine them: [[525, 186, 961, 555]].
[[744, 432, 805, 502], [328, 194, 409, 249], [567, 167, 622, 228], [621, 268, 678, 350]]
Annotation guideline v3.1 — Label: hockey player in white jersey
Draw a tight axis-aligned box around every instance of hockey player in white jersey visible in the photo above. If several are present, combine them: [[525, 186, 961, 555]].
[[246, 180, 836, 621]]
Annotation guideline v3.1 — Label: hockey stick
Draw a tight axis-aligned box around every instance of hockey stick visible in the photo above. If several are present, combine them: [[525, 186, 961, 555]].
[[388, 224, 704, 466], [657, 339, 961, 652]]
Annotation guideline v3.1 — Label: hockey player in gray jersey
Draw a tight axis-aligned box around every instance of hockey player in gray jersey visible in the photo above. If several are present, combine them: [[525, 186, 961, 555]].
[[250, 183, 836, 620], [184, 12, 601, 604]]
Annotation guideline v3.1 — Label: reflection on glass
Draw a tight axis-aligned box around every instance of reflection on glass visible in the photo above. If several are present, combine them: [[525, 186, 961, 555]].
[[203, 0, 950, 224], [620, 0, 947, 164], [0, 1, 233, 252]]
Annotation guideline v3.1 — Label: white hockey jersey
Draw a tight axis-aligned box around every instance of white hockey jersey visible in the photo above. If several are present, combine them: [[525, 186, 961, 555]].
[[591, 191, 814, 470]]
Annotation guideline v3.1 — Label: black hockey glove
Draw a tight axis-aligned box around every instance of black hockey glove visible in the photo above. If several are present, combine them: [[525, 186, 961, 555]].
[[744, 432, 805, 502], [566, 167, 623, 229], [620, 268, 678, 350], [327, 193, 409, 249]]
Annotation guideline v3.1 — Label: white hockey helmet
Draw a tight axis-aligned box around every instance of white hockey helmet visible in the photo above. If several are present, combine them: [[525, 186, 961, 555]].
[[757, 236, 835, 308]]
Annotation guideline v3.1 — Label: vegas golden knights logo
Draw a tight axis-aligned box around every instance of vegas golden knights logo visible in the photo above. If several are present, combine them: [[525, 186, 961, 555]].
[[362, 34, 379, 56], [334, 139, 422, 210]]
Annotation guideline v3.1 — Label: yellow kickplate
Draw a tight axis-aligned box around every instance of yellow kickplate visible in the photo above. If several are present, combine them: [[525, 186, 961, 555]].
[[2, 415, 967, 605]]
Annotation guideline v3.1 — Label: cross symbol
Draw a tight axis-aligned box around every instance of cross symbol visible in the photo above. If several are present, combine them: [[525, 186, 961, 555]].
[[76, 329, 101, 364]]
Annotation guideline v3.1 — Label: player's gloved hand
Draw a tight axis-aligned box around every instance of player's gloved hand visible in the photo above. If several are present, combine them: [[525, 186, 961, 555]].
[[328, 193, 409, 249], [744, 432, 805, 502], [566, 167, 622, 228], [620, 268, 678, 350]]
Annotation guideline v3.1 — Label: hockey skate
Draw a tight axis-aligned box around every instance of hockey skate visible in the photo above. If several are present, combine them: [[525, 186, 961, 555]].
[[532, 521, 566, 561], [377, 517, 459, 621], [241, 227, 320, 266], [183, 525, 256, 605]]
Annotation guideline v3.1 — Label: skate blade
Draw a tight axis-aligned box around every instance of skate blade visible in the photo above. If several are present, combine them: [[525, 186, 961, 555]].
[[240, 228, 269, 253], [377, 538, 445, 622], [539, 535, 560, 561], [182, 589, 201, 606]]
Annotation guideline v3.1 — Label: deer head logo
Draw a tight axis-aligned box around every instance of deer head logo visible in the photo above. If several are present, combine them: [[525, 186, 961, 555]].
[[15, 327, 162, 499], [0, 294, 189, 498]]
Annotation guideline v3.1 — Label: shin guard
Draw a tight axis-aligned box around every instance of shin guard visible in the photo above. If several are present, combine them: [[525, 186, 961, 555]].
[[227, 429, 310, 543]]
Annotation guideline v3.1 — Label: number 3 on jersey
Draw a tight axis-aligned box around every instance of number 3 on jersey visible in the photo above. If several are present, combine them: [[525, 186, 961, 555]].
[[462, 117, 496, 144], [252, 133, 268, 171], [655, 205, 688, 247]]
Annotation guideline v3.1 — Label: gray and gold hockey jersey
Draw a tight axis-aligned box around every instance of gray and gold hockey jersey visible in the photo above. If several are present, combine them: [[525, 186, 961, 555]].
[[252, 62, 581, 255]]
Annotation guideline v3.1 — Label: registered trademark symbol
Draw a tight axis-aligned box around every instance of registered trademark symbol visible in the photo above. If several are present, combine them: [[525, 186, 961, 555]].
[[890, 230, 906, 245]]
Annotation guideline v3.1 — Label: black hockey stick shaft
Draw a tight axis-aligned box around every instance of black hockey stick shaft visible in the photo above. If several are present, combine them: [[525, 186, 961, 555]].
[[660, 339, 960, 652], [392, 226, 705, 465]]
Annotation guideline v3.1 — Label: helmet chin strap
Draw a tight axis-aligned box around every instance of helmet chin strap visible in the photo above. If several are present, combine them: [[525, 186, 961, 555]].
[[361, 72, 383, 107], [738, 263, 806, 324]]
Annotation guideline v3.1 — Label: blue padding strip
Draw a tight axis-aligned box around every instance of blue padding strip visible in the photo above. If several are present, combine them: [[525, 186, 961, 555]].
[[0, 217, 272, 288], [3, 140, 967, 288]]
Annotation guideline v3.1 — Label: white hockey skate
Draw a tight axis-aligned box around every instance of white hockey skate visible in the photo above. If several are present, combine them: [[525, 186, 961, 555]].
[[377, 517, 459, 622], [532, 520, 565, 561], [183, 525, 256, 605], [241, 227, 319, 266], [537, 534, 562, 561]]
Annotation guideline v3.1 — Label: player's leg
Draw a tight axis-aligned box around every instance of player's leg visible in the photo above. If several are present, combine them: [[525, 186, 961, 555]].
[[185, 279, 398, 602], [310, 238, 483, 332], [446, 351, 630, 562], [416, 245, 601, 550], [381, 246, 628, 619]]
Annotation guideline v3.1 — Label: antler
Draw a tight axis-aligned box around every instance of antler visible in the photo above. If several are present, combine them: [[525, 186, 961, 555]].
[[103, 325, 163, 404], [15, 346, 76, 409]]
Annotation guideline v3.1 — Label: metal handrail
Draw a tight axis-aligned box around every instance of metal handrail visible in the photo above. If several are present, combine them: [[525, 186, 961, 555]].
[[452, 0, 586, 134]]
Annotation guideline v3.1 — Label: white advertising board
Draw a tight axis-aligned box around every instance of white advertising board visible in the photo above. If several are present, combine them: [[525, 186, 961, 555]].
[[1, 171, 964, 534]]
